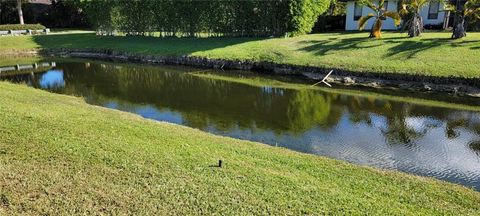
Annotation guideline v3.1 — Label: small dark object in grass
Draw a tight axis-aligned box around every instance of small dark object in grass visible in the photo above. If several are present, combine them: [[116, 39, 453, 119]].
[[218, 160, 223, 168], [0, 194, 9, 207]]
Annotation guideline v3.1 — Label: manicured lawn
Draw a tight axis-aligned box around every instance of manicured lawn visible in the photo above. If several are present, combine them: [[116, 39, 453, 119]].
[[0, 81, 479, 214], [1, 31, 479, 78]]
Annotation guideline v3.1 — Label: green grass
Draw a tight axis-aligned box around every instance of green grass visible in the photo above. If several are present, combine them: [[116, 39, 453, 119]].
[[0, 31, 479, 78], [0, 81, 479, 214], [0, 56, 43, 67]]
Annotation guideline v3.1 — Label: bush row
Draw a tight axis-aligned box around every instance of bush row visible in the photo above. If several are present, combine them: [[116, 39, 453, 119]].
[[0, 24, 46, 31], [83, 0, 330, 37]]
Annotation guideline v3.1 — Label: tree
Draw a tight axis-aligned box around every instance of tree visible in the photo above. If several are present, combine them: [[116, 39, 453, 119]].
[[400, 0, 431, 37], [357, 0, 402, 38], [449, 0, 480, 39], [16, 0, 23, 25]]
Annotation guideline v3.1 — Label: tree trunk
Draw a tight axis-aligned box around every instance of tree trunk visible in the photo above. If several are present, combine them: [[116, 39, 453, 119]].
[[369, 19, 383, 38], [17, 0, 24, 25], [369, 28, 375, 38], [443, 11, 451, 30], [452, 15, 466, 39], [408, 13, 423, 37]]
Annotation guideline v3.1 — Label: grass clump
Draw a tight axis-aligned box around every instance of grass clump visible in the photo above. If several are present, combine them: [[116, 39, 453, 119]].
[[0, 24, 46, 31]]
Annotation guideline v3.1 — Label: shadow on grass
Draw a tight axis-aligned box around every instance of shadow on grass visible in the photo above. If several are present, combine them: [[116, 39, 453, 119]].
[[297, 33, 480, 59], [31, 33, 266, 56], [385, 38, 480, 59], [297, 37, 383, 56], [383, 38, 450, 59]]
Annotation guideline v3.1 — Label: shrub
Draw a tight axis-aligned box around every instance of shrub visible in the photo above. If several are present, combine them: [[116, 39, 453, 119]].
[[288, 0, 331, 36], [0, 24, 46, 31], [82, 0, 330, 37]]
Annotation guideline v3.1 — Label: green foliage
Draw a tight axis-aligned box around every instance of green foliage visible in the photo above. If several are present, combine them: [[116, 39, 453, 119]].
[[0, 23, 45, 31], [288, 0, 331, 36], [83, 0, 119, 35], [465, 0, 480, 22], [81, 0, 330, 37]]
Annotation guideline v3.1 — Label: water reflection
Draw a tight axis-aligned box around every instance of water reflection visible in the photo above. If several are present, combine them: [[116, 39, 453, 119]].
[[2, 61, 480, 190], [39, 70, 65, 89]]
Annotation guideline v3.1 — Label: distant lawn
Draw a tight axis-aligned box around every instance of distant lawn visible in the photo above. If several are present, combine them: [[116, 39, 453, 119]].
[[0, 31, 479, 78], [0, 81, 479, 214]]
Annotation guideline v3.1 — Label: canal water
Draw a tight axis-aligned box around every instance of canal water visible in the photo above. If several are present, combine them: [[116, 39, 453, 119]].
[[2, 60, 480, 190]]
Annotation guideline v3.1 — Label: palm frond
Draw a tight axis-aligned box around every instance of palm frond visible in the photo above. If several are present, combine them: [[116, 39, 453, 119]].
[[417, 0, 430, 8], [400, 4, 409, 15], [359, 0, 379, 12], [402, 0, 431, 13], [465, 4, 480, 20], [358, 13, 375, 30], [384, 11, 402, 26], [379, 0, 385, 10], [443, 3, 456, 12]]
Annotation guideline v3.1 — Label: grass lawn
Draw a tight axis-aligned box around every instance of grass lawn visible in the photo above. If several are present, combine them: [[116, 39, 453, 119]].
[[0, 31, 479, 78], [0, 81, 479, 214]]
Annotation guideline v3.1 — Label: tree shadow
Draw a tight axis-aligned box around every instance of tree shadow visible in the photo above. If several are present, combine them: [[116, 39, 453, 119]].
[[385, 38, 480, 59], [31, 33, 266, 55], [383, 38, 450, 59], [297, 37, 383, 56]]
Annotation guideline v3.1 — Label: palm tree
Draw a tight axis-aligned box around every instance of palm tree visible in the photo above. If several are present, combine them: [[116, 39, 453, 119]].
[[449, 0, 480, 39], [400, 0, 431, 37], [358, 0, 402, 38], [16, 0, 23, 25]]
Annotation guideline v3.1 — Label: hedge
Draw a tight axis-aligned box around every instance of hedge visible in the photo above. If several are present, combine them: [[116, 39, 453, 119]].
[[0, 24, 46, 31], [82, 0, 330, 37]]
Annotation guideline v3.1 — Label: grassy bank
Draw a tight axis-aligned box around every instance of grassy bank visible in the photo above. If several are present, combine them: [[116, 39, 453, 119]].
[[0, 82, 479, 214], [191, 72, 480, 111], [0, 31, 479, 78]]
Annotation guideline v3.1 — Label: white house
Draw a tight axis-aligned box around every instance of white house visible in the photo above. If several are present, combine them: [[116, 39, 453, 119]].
[[344, 0, 447, 30]]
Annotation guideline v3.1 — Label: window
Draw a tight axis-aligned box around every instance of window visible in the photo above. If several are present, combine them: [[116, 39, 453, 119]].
[[354, 2, 363, 21], [383, 1, 389, 10], [428, 1, 440, 19]]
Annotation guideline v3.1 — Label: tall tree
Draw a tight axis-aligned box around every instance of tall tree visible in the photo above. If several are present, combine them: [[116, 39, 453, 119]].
[[16, 0, 23, 25], [400, 0, 431, 37], [449, 0, 480, 39], [358, 0, 402, 38]]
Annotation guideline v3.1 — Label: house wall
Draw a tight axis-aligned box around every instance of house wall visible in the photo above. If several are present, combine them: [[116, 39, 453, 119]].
[[345, 1, 446, 30], [345, 0, 399, 31], [420, 3, 446, 26]]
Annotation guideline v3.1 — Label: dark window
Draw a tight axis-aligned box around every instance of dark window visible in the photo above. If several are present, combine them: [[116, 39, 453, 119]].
[[354, 2, 363, 21], [428, 1, 440, 19]]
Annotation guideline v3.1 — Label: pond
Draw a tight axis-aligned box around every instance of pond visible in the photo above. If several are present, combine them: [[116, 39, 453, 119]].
[[2, 59, 480, 190]]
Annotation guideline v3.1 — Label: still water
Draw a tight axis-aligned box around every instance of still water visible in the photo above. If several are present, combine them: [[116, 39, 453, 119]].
[[3, 60, 480, 190]]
